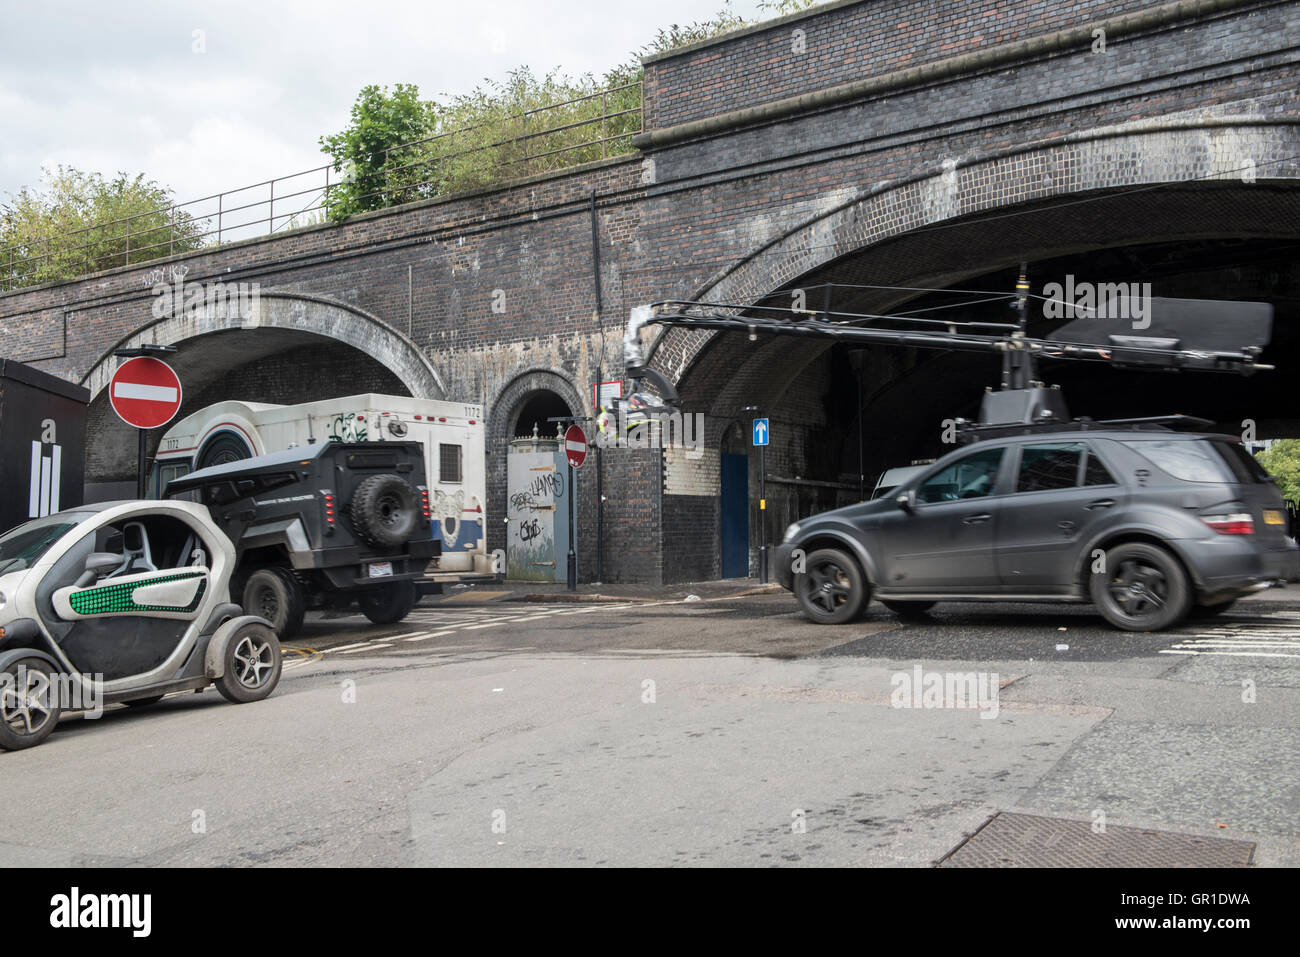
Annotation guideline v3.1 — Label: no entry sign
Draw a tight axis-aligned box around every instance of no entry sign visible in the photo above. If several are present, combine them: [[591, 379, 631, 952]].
[[564, 424, 587, 469], [110, 356, 183, 429]]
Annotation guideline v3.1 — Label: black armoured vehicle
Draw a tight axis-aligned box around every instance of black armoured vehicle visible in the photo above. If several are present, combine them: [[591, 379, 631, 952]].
[[166, 441, 434, 638], [775, 401, 1299, 631]]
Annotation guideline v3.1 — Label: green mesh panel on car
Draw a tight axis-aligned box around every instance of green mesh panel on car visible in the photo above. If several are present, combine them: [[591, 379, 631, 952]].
[[69, 570, 207, 616]]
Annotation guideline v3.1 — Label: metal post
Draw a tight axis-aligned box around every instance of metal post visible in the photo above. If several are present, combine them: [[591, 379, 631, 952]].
[[567, 460, 577, 591], [136, 429, 148, 499], [595, 446, 603, 584], [759, 442, 767, 584]]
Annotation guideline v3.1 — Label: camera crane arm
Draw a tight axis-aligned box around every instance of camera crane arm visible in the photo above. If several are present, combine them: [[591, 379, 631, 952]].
[[622, 292, 1273, 412]]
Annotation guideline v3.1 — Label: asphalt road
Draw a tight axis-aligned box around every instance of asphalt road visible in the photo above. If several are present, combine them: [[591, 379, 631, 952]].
[[1, 592, 1296, 867]]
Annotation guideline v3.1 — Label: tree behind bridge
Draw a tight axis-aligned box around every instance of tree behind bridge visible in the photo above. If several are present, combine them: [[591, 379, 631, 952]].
[[1, 166, 204, 289]]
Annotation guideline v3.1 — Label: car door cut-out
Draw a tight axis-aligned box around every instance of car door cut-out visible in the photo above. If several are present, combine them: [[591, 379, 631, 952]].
[[41, 514, 213, 681]]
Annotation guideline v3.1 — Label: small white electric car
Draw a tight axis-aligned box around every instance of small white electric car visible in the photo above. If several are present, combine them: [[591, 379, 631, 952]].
[[0, 499, 281, 750]]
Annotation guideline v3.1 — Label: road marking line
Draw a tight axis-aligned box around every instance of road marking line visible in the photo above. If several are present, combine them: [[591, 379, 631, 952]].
[[339, 642, 393, 654], [401, 630, 456, 642], [326, 641, 374, 653], [1160, 649, 1300, 659], [1169, 641, 1300, 649]]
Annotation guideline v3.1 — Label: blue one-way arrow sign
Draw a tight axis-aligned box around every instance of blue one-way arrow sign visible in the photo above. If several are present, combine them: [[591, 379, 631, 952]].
[[752, 418, 769, 446]]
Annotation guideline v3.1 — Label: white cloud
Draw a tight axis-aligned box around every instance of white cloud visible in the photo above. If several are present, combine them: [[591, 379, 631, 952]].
[[1, 0, 767, 204]]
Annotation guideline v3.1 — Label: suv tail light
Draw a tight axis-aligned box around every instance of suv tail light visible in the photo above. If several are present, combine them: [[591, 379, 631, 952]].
[[419, 487, 431, 520], [1202, 512, 1254, 535], [323, 491, 336, 529]]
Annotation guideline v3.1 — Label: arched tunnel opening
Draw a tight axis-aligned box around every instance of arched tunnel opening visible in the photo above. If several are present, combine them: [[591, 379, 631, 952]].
[[85, 328, 411, 499], [667, 182, 1300, 579], [511, 390, 574, 441]]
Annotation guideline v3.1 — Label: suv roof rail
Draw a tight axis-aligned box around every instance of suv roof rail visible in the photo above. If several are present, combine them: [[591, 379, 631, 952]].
[[955, 413, 1215, 444]]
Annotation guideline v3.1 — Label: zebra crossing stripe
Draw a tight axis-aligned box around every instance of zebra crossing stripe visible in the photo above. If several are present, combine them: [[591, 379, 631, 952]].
[[1160, 613, 1300, 660], [339, 642, 392, 654], [1161, 649, 1300, 659], [401, 630, 456, 642]]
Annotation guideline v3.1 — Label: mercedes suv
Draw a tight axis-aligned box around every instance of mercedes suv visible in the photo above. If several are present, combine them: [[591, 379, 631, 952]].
[[775, 429, 1299, 631]]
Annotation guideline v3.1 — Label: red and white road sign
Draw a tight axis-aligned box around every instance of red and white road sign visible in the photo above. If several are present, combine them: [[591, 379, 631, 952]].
[[109, 357, 183, 429], [564, 424, 587, 469]]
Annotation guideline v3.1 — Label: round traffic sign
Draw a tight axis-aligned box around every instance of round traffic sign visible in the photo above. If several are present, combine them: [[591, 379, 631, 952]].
[[109, 356, 183, 429], [564, 424, 587, 469]]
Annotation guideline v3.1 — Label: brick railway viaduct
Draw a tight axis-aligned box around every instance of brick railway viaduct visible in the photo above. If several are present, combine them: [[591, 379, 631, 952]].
[[2, 0, 1299, 582]]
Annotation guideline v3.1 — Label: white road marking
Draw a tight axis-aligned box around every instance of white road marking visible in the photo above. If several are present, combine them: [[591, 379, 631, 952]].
[[401, 630, 456, 642], [1160, 649, 1300, 659], [1162, 615, 1300, 660], [339, 642, 393, 654], [326, 640, 375, 653]]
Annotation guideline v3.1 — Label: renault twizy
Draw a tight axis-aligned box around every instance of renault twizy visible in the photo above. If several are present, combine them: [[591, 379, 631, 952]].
[[0, 499, 281, 750]]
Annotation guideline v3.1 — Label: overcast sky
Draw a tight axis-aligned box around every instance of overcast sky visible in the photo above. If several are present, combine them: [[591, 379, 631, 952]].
[[0, 0, 766, 204]]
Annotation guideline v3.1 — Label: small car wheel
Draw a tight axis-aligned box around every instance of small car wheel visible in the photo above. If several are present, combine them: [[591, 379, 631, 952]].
[[1090, 542, 1191, 632], [794, 548, 868, 624], [243, 566, 306, 640], [359, 580, 418, 624], [880, 599, 936, 618], [0, 657, 62, 751], [216, 623, 282, 704]]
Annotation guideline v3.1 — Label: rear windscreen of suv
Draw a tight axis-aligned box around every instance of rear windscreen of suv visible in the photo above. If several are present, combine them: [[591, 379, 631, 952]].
[[1207, 439, 1270, 484], [1122, 438, 1267, 484]]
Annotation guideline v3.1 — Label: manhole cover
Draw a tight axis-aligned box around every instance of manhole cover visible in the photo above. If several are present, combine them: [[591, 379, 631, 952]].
[[937, 812, 1255, 867]]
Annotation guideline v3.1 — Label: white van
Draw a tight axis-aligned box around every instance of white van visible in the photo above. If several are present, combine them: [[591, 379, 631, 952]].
[[152, 394, 494, 580]]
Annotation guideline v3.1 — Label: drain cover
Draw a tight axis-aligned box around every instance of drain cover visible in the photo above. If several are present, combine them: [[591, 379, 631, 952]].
[[938, 812, 1255, 867]]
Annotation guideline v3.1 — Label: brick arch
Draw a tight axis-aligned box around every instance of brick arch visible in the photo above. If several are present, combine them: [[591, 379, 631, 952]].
[[485, 368, 585, 553], [650, 118, 1300, 385], [80, 291, 445, 401]]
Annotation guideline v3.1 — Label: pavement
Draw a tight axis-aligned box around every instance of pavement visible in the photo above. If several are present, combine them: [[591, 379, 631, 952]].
[[2, 586, 1297, 867], [437, 576, 784, 604]]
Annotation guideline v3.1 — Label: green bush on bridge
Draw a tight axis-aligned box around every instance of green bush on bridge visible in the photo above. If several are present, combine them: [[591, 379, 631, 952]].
[[1, 167, 205, 288], [317, 1, 781, 219]]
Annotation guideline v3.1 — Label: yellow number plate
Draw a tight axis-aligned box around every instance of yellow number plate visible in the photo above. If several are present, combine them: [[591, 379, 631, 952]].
[[1264, 509, 1286, 526]]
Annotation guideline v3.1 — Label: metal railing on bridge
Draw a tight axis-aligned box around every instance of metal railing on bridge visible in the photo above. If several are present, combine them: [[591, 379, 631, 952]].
[[1, 80, 642, 292]]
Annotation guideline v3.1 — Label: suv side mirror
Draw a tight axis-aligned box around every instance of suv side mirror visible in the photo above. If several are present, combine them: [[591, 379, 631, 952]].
[[896, 491, 914, 512]]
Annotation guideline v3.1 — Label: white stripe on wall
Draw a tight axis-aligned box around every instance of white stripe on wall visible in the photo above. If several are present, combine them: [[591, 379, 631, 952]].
[[50, 444, 61, 513], [28, 441, 41, 518], [39, 454, 50, 517]]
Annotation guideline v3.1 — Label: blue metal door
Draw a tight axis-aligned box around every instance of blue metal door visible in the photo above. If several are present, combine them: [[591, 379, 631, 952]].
[[720, 453, 749, 578]]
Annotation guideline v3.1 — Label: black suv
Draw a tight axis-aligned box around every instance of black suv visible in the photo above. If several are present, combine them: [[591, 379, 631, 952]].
[[166, 441, 433, 638], [775, 429, 1299, 631]]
